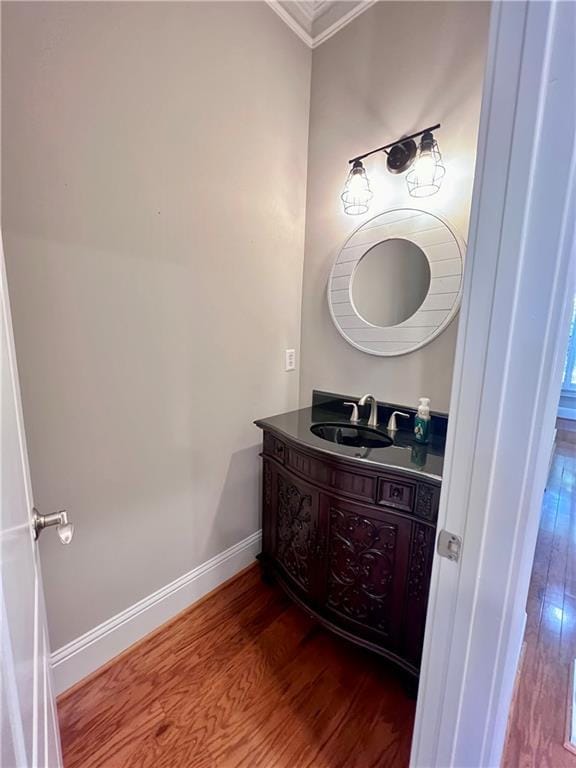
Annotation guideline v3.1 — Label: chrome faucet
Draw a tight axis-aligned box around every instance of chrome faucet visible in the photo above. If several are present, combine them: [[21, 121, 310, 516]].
[[358, 393, 378, 428], [387, 411, 410, 433], [344, 401, 360, 423]]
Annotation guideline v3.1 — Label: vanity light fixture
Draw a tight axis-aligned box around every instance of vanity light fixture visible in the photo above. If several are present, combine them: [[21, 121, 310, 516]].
[[341, 159, 373, 215], [342, 123, 443, 214], [406, 131, 446, 198]]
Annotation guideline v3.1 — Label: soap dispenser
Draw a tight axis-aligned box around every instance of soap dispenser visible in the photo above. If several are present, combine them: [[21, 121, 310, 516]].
[[414, 397, 431, 444]]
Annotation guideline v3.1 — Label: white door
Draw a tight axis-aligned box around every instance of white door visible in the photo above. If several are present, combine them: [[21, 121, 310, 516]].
[[1, 236, 64, 767], [411, 0, 576, 765]]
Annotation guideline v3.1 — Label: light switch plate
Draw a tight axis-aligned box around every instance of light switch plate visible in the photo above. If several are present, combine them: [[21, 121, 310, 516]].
[[285, 348, 296, 371]]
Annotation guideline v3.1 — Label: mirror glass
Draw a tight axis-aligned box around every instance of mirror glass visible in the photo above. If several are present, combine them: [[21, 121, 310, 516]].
[[351, 238, 431, 326]]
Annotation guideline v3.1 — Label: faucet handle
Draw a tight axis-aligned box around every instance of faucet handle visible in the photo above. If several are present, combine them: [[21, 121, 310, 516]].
[[343, 402, 359, 423], [387, 411, 410, 432]]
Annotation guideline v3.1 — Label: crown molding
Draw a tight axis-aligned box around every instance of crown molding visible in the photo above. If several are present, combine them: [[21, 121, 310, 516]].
[[311, 2, 334, 22], [266, 1, 314, 46], [266, 1, 377, 49], [312, 0, 377, 48], [292, 1, 316, 22]]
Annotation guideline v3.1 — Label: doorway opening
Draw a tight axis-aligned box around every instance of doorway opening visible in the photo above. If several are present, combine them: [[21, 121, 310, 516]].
[[504, 293, 576, 765]]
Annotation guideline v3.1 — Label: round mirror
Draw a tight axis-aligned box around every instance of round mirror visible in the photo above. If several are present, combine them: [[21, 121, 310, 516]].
[[328, 208, 465, 356], [351, 238, 431, 327]]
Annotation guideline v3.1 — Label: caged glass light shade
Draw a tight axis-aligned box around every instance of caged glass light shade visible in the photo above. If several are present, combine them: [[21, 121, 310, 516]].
[[341, 160, 373, 215], [406, 132, 445, 197]]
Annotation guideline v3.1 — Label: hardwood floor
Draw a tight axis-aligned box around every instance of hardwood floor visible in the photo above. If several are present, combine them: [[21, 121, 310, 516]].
[[58, 566, 415, 768], [59, 443, 576, 768], [504, 442, 576, 767]]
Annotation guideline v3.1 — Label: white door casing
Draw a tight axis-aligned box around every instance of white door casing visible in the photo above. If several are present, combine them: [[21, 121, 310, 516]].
[[0, 234, 62, 767], [411, 1, 576, 766]]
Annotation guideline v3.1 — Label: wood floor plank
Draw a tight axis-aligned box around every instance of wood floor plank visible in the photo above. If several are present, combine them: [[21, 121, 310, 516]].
[[504, 445, 576, 768], [58, 569, 289, 768], [58, 566, 414, 767]]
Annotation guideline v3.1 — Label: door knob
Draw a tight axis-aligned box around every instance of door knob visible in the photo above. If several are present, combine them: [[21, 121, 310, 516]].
[[32, 508, 74, 544]]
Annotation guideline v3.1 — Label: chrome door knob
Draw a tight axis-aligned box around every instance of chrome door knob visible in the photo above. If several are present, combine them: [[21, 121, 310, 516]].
[[32, 508, 74, 544]]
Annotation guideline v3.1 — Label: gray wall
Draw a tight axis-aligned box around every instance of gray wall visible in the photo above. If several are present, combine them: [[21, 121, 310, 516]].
[[2, 0, 490, 653], [300, 1, 490, 411], [2, 2, 311, 649]]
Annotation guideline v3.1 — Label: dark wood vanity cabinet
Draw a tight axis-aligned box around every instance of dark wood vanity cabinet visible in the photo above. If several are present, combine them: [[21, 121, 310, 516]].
[[259, 430, 439, 680]]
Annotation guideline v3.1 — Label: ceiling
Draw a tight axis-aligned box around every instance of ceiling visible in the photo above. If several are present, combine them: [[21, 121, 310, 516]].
[[265, 1, 377, 48]]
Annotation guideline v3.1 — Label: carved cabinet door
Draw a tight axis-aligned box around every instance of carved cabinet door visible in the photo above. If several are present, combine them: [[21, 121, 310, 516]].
[[264, 462, 322, 602], [318, 496, 412, 652]]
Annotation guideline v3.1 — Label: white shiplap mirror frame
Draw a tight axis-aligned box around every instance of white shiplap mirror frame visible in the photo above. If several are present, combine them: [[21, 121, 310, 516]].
[[328, 208, 466, 356]]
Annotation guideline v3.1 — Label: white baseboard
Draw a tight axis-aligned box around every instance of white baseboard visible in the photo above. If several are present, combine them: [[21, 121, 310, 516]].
[[51, 530, 262, 695]]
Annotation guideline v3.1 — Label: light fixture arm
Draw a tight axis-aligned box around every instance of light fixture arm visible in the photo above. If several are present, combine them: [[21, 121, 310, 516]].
[[348, 123, 441, 165]]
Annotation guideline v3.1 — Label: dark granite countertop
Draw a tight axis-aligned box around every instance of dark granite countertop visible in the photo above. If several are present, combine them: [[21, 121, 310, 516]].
[[255, 393, 447, 483]]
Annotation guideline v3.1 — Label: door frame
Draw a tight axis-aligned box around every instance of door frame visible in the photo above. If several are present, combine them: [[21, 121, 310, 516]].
[[411, 1, 576, 766]]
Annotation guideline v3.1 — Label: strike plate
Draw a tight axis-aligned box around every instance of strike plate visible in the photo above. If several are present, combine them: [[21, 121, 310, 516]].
[[437, 529, 462, 562]]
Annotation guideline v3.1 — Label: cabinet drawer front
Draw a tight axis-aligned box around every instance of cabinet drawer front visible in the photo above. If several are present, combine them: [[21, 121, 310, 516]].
[[286, 446, 377, 504], [263, 432, 286, 464], [286, 447, 331, 486], [330, 469, 377, 502], [377, 477, 415, 512]]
